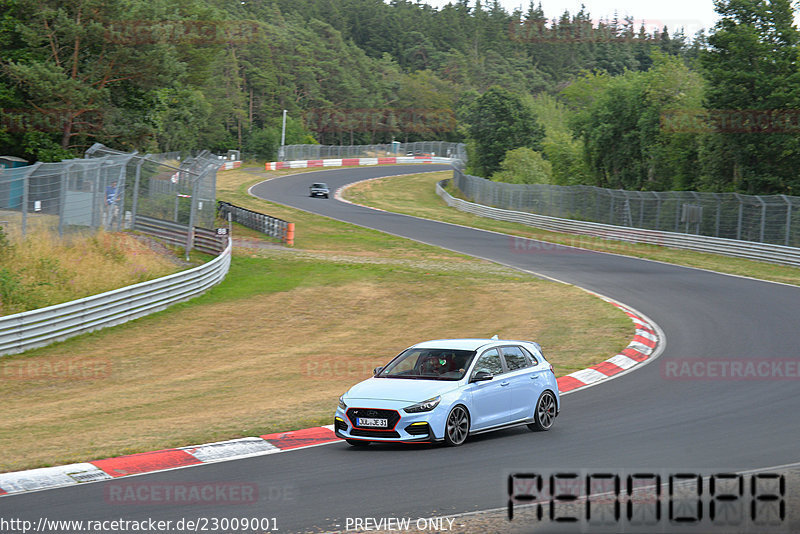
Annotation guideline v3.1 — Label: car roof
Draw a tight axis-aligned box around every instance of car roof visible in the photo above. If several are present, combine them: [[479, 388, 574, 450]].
[[411, 338, 534, 351]]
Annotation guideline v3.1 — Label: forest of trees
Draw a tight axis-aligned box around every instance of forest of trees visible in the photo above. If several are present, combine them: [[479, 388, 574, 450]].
[[1, 0, 799, 194]]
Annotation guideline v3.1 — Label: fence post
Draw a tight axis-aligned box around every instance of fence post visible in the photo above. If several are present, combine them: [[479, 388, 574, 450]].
[[782, 195, 792, 247], [59, 164, 71, 237], [115, 158, 128, 231], [757, 196, 766, 243], [691, 191, 701, 235], [713, 193, 722, 237], [19, 162, 40, 237], [674, 192, 681, 233], [21, 167, 28, 236], [131, 156, 146, 230], [655, 194, 661, 231], [609, 193, 615, 225], [735, 193, 743, 241], [185, 176, 199, 260]]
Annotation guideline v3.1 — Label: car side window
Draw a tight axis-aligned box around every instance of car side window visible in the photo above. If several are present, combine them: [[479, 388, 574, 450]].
[[472, 348, 503, 377], [520, 346, 539, 366], [502, 346, 531, 371]]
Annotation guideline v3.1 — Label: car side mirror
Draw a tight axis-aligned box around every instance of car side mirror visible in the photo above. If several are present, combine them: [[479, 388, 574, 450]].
[[471, 371, 493, 382], [373, 366, 384, 376]]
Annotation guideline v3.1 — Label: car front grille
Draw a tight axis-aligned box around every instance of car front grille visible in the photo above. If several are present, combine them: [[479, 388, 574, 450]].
[[346, 408, 401, 430], [350, 429, 401, 438]]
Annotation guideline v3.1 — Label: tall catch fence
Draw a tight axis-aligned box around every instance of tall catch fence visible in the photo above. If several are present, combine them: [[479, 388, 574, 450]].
[[280, 142, 466, 163], [0, 144, 221, 247], [453, 169, 800, 247]]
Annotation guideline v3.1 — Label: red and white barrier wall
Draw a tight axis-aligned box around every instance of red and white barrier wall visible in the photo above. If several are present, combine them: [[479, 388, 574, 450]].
[[220, 160, 242, 170], [265, 156, 454, 170]]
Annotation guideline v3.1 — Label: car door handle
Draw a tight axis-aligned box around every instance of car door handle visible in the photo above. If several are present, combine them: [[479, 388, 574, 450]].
[[500, 381, 510, 386], [530, 375, 539, 379]]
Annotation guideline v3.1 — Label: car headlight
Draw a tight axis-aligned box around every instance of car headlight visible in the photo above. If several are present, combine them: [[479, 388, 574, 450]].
[[338, 396, 347, 410], [404, 396, 441, 413]]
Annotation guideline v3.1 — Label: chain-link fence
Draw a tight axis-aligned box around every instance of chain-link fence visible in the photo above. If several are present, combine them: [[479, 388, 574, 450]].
[[0, 144, 220, 242], [453, 169, 800, 247], [280, 142, 466, 162]]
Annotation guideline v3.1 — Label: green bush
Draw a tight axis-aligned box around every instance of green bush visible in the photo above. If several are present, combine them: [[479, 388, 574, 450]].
[[491, 147, 552, 185]]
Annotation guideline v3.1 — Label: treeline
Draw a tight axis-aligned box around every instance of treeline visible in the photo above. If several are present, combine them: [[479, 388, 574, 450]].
[[1, 0, 798, 194], [0, 0, 689, 158]]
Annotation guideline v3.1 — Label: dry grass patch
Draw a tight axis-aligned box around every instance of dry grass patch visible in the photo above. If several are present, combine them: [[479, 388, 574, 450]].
[[0, 254, 629, 472], [0, 228, 183, 315]]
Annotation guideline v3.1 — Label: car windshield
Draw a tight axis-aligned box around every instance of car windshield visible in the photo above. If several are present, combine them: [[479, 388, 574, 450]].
[[311, 183, 327, 188], [378, 348, 475, 380]]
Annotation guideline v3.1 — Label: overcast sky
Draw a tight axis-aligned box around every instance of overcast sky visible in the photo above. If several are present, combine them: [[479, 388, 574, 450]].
[[424, 0, 720, 36]]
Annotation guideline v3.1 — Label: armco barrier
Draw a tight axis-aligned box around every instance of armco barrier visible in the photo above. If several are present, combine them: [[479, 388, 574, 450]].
[[0, 240, 232, 356], [265, 156, 454, 170], [217, 201, 294, 245], [437, 180, 800, 268], [133, 216, 225, 255]]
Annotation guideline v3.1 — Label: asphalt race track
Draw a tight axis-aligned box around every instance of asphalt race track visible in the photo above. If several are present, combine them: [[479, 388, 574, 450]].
[[3, 164, 800, 532]]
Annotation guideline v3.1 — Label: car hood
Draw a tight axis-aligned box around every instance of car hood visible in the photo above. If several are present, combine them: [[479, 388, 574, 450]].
[[345, 377, 458, 403]]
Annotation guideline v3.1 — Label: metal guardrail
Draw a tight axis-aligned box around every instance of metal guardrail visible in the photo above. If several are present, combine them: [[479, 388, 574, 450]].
[[437, 180, 800, 268], [217, 201, 294, 245], [133, 215, 224, 255], [0, 240, 232, 356]]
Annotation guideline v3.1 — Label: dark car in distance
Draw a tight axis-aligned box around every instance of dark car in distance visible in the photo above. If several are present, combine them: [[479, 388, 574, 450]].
[[309, 182, 330, 198]]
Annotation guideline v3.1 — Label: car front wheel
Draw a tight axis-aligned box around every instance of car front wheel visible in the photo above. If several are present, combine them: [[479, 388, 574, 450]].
[[528, 391, 557, 431], [444, 405, 470, 446]]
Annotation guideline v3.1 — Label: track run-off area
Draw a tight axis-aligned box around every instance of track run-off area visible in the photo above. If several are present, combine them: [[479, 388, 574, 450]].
[[2, 164, 800, 533]]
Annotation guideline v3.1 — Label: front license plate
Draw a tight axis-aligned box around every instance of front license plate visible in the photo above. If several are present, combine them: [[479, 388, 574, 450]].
[[357, 417, 388, 428]]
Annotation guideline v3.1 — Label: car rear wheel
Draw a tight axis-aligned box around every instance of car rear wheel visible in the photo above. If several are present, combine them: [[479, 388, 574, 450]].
[[444, 405, 470, 446], [345, 439, 369, 446], [528, 391, 556, 431]]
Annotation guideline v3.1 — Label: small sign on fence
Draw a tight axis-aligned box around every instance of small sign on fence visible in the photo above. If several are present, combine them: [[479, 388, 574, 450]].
[[215, 228, 229, 236]]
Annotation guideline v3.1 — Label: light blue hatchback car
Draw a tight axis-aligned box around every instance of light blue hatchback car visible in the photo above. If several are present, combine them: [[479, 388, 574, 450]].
[[334, 338, 560, 446]]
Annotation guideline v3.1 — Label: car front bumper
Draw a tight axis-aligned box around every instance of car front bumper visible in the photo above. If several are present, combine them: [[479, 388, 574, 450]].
[[334, 404, 445, 443]]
